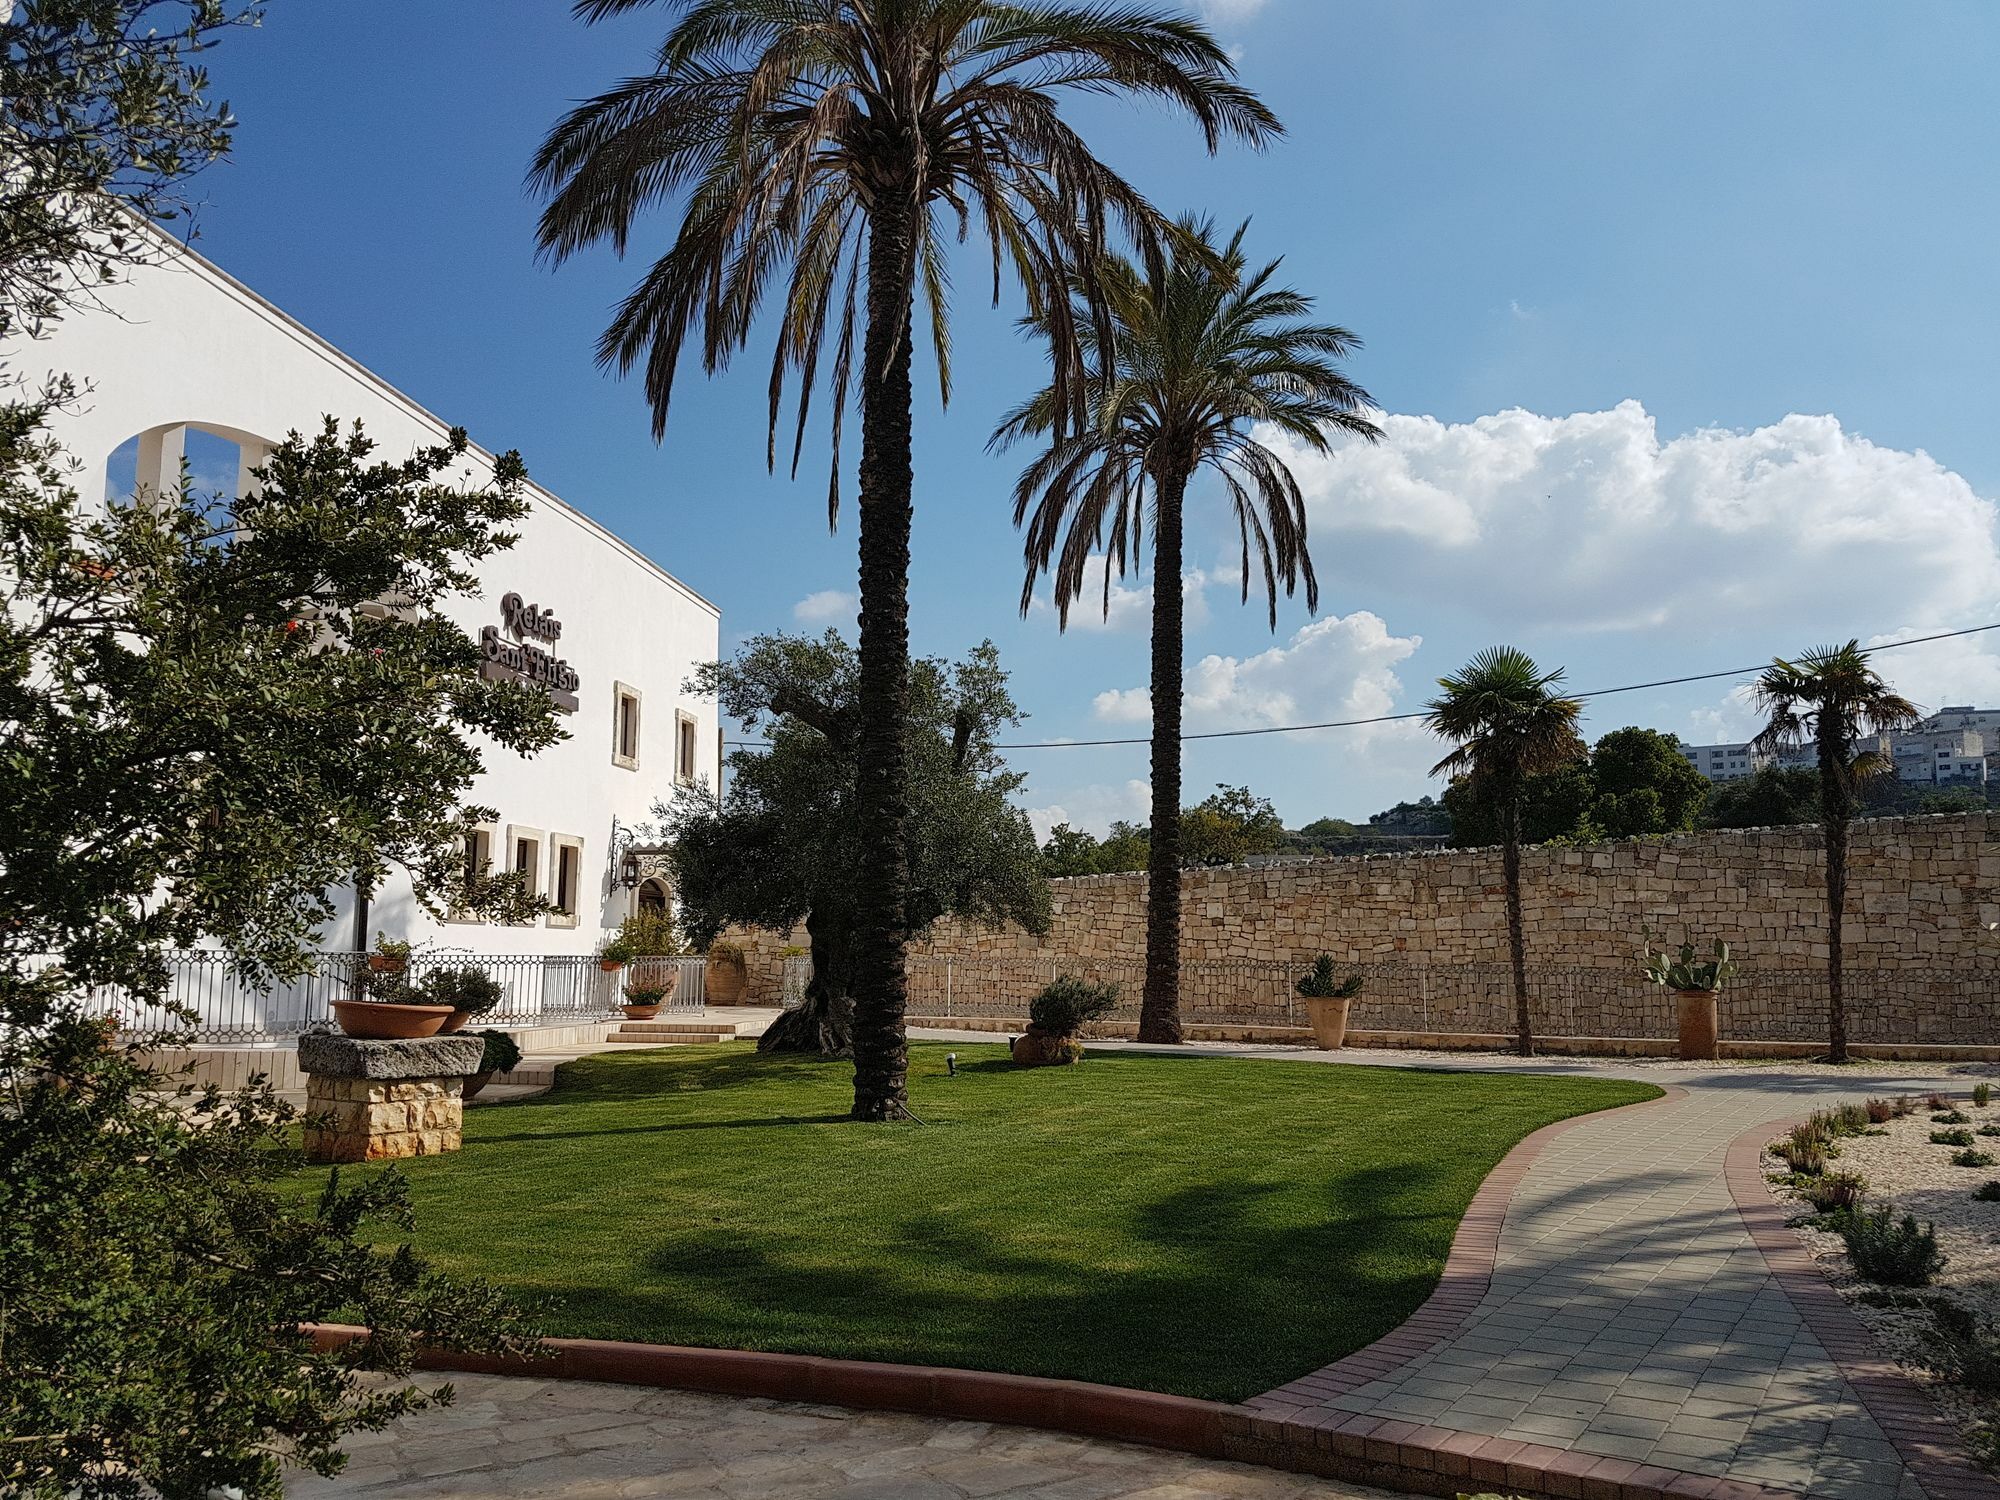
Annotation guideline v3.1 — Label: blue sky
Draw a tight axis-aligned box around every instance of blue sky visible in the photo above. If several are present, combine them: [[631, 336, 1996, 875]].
[[175, 0, 2000, 832]]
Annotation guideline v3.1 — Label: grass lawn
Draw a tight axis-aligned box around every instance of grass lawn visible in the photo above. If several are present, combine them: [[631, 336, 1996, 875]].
[[332, 1042, 1656, 1401]]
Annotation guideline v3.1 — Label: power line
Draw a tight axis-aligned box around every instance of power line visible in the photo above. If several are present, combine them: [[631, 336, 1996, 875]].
[[723, 620, 2000, 752]]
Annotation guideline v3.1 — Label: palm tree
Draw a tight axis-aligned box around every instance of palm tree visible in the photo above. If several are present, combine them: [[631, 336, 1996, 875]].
[[531, 1, 1278, 1119], [1750, 641, 1918, 1062], [1424, 647, 1585, 1057], [996, 219, 1378, 1044]]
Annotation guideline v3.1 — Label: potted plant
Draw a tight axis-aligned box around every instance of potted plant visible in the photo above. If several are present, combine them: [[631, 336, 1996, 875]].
[[366, 935, 412, 975], [597, 931, 633, 973], [461, 1028, 522, 1101], [705, 939, 747, 1005], [330, 991, 454, 1040], [622, 982, 672, 1020], [1640, 926, 1737, 1061], [420, 966, 505, 1033], [1013, 976, 1120, 1067], [1295, 955, 1365, 1050]]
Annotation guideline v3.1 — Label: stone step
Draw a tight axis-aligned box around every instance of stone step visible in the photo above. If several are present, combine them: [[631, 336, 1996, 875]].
[[606, 1030, 736, 1045]]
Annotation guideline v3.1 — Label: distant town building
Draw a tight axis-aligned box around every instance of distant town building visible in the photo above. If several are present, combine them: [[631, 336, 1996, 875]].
[[1680, 710, 1990, 786], [1677, 741, 1761, 782]]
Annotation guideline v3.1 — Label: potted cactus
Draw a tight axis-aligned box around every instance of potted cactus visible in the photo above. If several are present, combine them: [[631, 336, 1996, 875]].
[[1640, 926, 1737, 1060], [1295, 955, 1365, 1050]]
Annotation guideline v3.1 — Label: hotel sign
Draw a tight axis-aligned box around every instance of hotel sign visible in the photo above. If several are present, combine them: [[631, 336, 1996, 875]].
[[480, 591, 580, 712]]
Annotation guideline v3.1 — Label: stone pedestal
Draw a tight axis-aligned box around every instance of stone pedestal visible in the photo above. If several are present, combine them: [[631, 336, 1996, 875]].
[[298, 1032, 483, 1164]]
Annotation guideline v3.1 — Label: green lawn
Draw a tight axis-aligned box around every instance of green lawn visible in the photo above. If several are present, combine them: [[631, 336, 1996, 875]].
[[335, 1043, 1655, 1401]]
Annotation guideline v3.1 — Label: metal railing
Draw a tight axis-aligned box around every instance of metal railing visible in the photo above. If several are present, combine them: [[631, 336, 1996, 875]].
[[73, 950, 707, 1043], [885, 957, 2000, 1046]]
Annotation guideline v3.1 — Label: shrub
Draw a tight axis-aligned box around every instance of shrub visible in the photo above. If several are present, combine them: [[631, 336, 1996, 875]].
[[1772, 1137, 1827, 1176], [1831, 1102, 1871, 1135], [1840, 1206, 1945, 1286], [1799, 1172, 1866, 1214], [1893, 1096, 1919, 1118], [1295, 954, 1364, 1000], [1952, 1149, 1996, 1169], [1933, 1128, 1976, 1147], [1790, 1119, 1833, 1149], [474, 1029, 521, 1075], [622, 983, 670, 1005], [1865, 1098, 1896, 1124], [1930, 1306, 2000, 1396], [1979, 1125, 2000, 1139], [1927, 1093, 1952, 1112], [1977, 1083, 1993, 1109], [620, 912, 687, 957], [1933, 1109, 1970, 1126], [1974, 1182, 2000, 1203], [420, 966, 505, 1016], [1030, 975, 1122, 1036]]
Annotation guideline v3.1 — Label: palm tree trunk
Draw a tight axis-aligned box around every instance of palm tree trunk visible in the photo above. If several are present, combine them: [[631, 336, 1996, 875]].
[[1139, 465, 1187, 1045], [1819, 726, 1851, 1064], [848, 198, 917, 1120], [1503, 796, 1533, 1056]]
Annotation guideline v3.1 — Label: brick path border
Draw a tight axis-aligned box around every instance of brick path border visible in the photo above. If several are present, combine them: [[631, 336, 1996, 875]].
[[1722, 1109, 2000, 1500]]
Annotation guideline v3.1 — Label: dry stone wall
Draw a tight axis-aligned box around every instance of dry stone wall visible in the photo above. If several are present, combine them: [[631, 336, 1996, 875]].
[[728, 813, 2000, 1043]]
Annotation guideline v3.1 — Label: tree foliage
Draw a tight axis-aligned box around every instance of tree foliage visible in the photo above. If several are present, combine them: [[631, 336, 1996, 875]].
[[1, 0, 254, 338], [1702, 764, 1823, 829], [1444, 727, 1709, 847], [1039, 784, 1286, 875], [665, 632, 1049, 1056]]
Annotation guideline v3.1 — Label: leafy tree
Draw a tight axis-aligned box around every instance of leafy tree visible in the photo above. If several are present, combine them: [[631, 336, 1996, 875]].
[[1, 0, 254, 339], [666, 632, 1048, 1057], [1443, 760, 1595, 848], [1180, 783, 1286, 866], [1445, 727, 1707, 846], [1368, 795, 1451, 836], [1041, 821, 1105, 878], [0, 415, 559, 1498], [1702, 764, 1822, 829], [1425, 647, 1586, 1057], [1298, 815, 1358, 840], [1096, 820, 1153, 875], [532, 1, 1275, 1121], [1919, 786, 1989, 815], [1000, 219, 1377, 1044], [1751, 641, 1919, 1062]]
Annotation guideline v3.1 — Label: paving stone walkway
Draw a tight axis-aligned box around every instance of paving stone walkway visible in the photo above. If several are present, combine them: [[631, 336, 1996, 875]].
[[1247, 1066, 1992, 1500], [291, 1372, 1405, 1499]]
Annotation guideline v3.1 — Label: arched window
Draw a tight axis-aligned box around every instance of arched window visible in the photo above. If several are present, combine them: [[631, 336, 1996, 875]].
[[636, 878, 669, 918]]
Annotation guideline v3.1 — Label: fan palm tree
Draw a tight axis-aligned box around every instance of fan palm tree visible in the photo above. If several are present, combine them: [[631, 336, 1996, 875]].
[[1750, 641, 1918, 1062], [1425, 647, 1585, 1057], [531, 0, 1278, 1119], [996, 219, 1378, 1043]]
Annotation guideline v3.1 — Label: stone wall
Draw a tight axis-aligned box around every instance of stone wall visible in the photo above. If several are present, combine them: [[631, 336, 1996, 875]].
[[730, 813, 2000, 1043]]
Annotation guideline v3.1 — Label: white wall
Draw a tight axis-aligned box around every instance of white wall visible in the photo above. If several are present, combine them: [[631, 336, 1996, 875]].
[[16, 239, 720, 960]]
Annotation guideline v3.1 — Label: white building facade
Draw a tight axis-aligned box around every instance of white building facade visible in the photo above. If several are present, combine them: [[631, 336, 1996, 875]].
[[18, 241, 719, 966]]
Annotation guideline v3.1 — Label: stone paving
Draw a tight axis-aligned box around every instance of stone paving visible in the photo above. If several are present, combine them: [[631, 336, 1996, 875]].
[[1247, 1065, 1990, 1500], [290, 1372, 1405, 1499]]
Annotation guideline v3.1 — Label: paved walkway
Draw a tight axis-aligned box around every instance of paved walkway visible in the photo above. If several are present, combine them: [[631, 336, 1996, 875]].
[[291, 1372, 1403, 1499], [1241, 1061, 1996, 1500]]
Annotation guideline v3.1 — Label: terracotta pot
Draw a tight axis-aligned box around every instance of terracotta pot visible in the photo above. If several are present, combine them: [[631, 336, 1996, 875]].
[[440, 1009, 470, 1033], [331, 999, 453, 1040], [706, 957, 745, 1005], [1302, 995, 1352, 1051], [461, 1070, 494, 1101], [1675, 989, 1719, 1061], [622, 1003, 662, 1020], [367, 954, 407, 975], [599, 959, 625, 973], [1011, 1026, 1082, 1067]]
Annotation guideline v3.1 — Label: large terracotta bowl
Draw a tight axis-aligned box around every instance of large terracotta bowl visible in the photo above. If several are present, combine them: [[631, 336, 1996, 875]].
[[331, 999, 454, 1040]]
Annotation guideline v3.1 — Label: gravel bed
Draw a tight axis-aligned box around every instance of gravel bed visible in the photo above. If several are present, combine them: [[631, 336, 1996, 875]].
[[1767, 1097, 2000, 1464]]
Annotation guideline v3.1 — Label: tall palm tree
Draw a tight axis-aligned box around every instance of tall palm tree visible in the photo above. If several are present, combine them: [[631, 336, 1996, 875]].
[[1751, 641, 1917, 1063], [531, 0, 1278, 1119], [996, 219, 1378, 1044], [1425, 647, 1585, 1057]]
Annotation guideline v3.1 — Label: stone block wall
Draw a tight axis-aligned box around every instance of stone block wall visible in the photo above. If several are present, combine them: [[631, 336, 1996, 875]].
[[302, 1076, 463, 1163]]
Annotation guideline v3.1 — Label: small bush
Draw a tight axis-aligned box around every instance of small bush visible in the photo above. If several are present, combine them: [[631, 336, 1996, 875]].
[[1789, 1119, 1833, 1150], [1799, 1171, 1866, 1214], [1865, 1097, 1896, 1124], [1953, 1149, 1997, 1169], [420, 966, 506, 1016], [1978, 1125, 2000, 1139], [1840, 1206, 1946, 1286], [1927, 1093, 1952, 1112], [1977, 1083, 1993, 1109], [1773, 1136, 1827, 1176], [1974, 1181, 2000, 1203], [1857, 1287, 1952, 1310], [1934, 1109, 1971, 1126], [1893, 1095, 1919, 1118], [1030, 975, 1122, 1036], [1930, 1306, 2000, 1396], [1934, 1128, 1976, 1147], [474, 1028, 521, 1075], [1830, 1103, 1871, 1136]]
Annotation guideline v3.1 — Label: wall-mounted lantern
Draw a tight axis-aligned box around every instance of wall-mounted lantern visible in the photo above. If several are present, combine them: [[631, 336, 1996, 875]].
[[619, 849, 642, 890]]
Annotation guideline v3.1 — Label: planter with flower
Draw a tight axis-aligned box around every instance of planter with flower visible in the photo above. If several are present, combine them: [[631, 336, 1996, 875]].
[[366, 935, 412, 976], [1640, 927, 1737, 1061], [1295, 955, 1365, 1050], [621, 981, 674, 1020], [332, 937, 452, 1038], [1013, 976, 1120, 1067], [597, 932, 633, 974], [461, 1028, 523, 1101]]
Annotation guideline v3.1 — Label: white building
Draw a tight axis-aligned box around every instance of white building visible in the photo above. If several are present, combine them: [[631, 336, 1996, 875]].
[[1677, 740, 1763, 781], [17, 240, 720, 967]]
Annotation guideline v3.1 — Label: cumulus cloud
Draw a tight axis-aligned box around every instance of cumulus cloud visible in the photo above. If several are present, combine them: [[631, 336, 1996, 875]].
[[1266, 401, 2000, 640], [1092, 610, 1423, 747], [1024, 779, 1150, 842], [791, 589, 855, 626]]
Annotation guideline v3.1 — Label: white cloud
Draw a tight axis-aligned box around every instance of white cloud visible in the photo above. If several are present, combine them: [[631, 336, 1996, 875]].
[[791, 589, 855, 626], [1024, 779, 1150, 842], [1092, 610, 1423, 746], [1028, 555, 1210, 634], [1266, 401, 2000, 642]]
